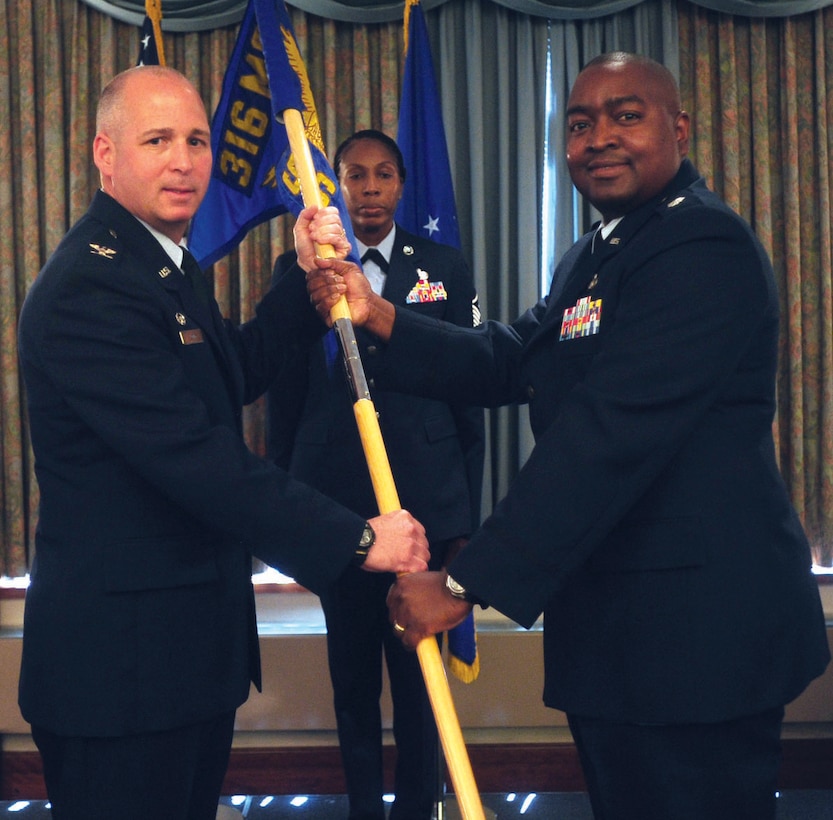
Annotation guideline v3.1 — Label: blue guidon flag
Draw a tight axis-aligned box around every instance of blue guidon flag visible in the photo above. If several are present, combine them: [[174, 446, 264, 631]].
[[189, 0, 357, 268]]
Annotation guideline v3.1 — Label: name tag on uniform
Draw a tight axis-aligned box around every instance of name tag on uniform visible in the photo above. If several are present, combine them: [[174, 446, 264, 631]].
[[560, 296, 602, 341], [179, 329, 205, 345]]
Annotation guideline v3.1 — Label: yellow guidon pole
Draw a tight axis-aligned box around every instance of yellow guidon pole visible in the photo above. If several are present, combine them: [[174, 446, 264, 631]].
[[282, 109, 485, 820]]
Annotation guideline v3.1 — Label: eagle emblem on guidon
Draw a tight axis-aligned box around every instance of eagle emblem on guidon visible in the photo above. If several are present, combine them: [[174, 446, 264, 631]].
[[262, 25, 327, 194], [263, 26, 327, 194]]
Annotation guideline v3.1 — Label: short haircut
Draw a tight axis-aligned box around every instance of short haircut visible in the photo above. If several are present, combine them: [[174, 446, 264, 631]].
[[581, 52, 681, 114], [96, 65, 197, 134]]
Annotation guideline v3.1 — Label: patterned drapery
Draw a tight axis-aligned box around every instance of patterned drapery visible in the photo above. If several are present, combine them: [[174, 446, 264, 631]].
[[2, 0, 833, 575], [679, 4, 833, 565], [75, 0, 833, 27]]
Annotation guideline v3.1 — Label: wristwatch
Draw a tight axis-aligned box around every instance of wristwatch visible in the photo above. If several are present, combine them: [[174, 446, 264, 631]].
[[446, 573, 475, 602], [351, 522, 375, 567]]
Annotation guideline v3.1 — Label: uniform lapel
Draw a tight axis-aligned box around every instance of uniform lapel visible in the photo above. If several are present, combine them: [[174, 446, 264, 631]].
[[89, 194, 244, 409], [160, 261, 244, 408], [529, 161, 702, 352], [531, 225, 624, 349]]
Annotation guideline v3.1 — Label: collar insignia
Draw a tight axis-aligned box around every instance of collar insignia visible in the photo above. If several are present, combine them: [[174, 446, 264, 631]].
[[668, 196, 686, 208]]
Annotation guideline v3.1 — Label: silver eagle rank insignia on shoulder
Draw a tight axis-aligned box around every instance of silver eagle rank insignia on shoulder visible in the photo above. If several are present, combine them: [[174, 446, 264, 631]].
[[89, 243, 117, 259]]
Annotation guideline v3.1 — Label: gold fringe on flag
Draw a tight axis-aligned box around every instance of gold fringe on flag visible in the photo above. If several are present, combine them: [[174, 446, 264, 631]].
[[447, 642, 481, 684], [403, 0, 419, 58]]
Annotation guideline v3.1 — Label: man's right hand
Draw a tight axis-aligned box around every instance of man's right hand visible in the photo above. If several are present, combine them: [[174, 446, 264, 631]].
[[363, 509, 429, 574], [306, 258, 396, 341]]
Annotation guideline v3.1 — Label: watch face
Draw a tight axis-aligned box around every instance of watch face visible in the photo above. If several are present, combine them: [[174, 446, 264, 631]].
[[446, 576, 467, 598]]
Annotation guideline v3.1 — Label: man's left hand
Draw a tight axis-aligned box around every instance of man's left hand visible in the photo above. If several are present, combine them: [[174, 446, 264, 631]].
[[387, 571, 473, 650]]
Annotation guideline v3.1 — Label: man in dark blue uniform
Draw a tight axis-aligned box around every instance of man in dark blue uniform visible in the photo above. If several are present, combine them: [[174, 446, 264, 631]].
[[304, 53, 830, 820], [17, 66, 429, 820]]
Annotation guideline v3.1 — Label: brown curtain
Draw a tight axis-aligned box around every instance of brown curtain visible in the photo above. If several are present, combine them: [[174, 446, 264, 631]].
[[678, 1, 833, 566], [4, 0, 833, 575], [0, 0, 403, 577]]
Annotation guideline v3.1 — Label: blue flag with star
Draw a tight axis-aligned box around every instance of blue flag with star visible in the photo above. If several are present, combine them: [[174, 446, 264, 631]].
[[395, 0, 461, 249], [397, 1, 478, 682], [189, 0, 357, 268]]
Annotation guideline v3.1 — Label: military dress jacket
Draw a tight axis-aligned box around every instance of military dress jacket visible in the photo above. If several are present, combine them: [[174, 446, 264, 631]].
[[17, 191, 366, 737], [366, 161, 830, 724], [268, 225, 484, 548]]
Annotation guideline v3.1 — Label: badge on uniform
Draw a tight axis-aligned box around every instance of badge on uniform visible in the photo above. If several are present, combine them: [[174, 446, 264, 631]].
[[89, 243, 117, 259], [406, 268, 448, 304], [179, 329, 205, 345], [560, 296, 602, 341]]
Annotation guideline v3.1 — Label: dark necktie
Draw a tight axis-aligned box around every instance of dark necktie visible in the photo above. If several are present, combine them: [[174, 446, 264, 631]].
[[361, 248, 389, 274], [180, 247, 210, 306]]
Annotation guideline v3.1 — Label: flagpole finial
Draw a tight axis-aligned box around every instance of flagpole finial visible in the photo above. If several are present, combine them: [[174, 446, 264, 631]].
[[145, 0, 166, 66]]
